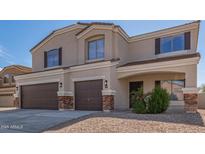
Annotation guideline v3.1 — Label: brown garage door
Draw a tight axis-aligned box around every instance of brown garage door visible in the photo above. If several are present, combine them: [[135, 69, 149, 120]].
[[21, 83, 58, 110], [75, 80, 103, 111]]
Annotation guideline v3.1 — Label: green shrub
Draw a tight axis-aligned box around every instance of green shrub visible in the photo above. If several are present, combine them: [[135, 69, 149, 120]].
[[131, 88, 147, 114], [132, 100, 147, 114], [147, 87, 170, 113], [130, 88, 144, 102]]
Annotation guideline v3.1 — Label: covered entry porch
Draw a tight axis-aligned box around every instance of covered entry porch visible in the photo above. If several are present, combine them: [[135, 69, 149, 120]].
[[117, 53, 200, 112], [125, 72, 185, 111]]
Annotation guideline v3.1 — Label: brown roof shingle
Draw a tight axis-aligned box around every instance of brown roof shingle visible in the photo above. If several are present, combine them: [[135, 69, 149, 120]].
[[119, 52, 200, 67]]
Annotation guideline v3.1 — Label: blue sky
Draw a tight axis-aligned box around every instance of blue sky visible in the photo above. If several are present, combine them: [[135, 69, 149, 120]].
[[0, 20, 204, 86]]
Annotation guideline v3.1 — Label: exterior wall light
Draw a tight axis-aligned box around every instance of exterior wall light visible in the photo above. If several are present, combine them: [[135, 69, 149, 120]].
[[104, 80, 108, 88], [59, 82, 63, 88]]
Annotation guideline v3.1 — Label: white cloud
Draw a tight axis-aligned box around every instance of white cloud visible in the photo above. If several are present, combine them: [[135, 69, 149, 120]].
[[0, 45, 15, 65]]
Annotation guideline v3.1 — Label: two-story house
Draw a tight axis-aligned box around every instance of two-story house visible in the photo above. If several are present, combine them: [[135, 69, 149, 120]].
[[0, 65, 31, 107], [14, 21, 201, 113]]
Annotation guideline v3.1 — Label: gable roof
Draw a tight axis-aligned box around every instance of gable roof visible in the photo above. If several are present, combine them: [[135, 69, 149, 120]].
[[30, 20, 200, 52], [0, 65, 31, 75], [76, 22, 115, 35], [30, 24, 86, 52]]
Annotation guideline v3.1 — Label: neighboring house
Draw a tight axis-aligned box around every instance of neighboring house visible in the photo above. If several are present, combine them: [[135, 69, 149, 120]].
[[14, 21, 201, 113], [0, 65, 31, 107]]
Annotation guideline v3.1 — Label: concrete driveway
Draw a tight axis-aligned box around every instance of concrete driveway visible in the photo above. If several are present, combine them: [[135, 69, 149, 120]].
[[0, 109, 96, 133]]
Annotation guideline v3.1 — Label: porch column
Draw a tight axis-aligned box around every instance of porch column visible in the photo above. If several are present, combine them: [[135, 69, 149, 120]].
[[182, 88, 199, 113], [102, 89, 116, 112], [57, 91, 74, 110]]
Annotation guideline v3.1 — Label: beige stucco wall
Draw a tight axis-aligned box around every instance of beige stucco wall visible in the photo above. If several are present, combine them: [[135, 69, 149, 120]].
[[127, 28, 198, 63], [64, 67, 111, 92], [32, 28, 120, 72], [118, 64, 197, 87], [198, 92, 205, 109], [127, 73, 185, 93], [23, 22, 199, 111], [31, 23, 199, 73], [14, 61, 197, 111], [114, 33, 128, 65], [113, 72, 185, 110], [32, 29, 82, 72], [77, 29, 114, 64]]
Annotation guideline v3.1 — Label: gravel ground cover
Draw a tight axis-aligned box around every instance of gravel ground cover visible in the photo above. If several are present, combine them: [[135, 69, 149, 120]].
[[46, 110, 205, 133]]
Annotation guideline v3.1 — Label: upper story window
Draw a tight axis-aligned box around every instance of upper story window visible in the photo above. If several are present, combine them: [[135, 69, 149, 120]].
[[88, 38, 104, 61], [160, 34, 185, 53], [3, 74, 10, 84], [155, 32, 191, 55], [44, 48, 62, 68]]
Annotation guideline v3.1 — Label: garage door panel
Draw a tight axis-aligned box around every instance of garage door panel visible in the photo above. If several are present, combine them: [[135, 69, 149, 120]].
[[75, 80, 102, 111], [21, 83, 58, 110]]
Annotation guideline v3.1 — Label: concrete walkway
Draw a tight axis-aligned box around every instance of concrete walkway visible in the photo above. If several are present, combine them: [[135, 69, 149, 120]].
[[0, 109, 96, 133]]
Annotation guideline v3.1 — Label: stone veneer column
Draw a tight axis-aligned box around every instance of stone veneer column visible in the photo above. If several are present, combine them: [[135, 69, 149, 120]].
[[57, 91, 74, 110], [102, 89, 116, 112], [182, 88, 199, 113]]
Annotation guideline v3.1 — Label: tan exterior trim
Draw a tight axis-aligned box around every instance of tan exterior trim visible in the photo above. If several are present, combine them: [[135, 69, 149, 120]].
[[71, 76, 105, 82], [17, 79, 60, 86], [156, 50, 188, 58], [14, 69, 64, 80], [102, 89, 116, 95], [182, 88, 199, 94], [117, 56, 200, 73], [57, 91, 73, 96], [76, 24, 129, 42], [66, 61, 119, 73]]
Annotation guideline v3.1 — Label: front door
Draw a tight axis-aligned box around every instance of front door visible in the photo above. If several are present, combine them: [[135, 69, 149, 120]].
[[129, 81, 143, 108]]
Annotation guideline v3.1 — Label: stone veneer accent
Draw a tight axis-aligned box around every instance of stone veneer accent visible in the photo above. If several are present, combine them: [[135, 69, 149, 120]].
[[184, 93, 198, 113], [58, 96, 74, 110], [13, 97, 20, 108], [102, 95, 114, 111]]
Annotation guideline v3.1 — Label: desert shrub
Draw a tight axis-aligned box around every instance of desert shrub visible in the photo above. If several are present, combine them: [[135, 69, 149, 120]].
[[147, 87, 170, 113], [132, 99, 147, 114], [131, 88, 146, 113]]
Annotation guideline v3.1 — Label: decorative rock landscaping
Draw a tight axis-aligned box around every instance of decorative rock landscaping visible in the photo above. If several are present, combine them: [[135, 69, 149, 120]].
[[46, 110, 205, 133]]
